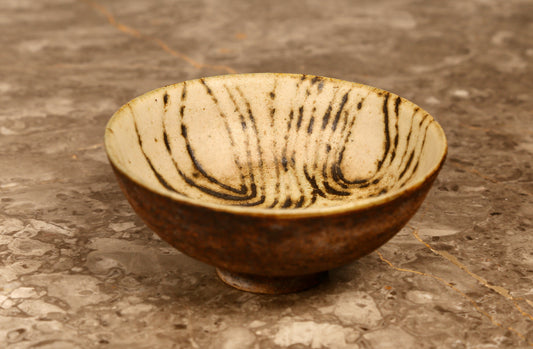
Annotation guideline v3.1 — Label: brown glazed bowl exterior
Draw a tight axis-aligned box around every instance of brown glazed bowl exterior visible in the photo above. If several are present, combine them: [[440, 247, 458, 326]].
[[105, 73, 447, 293], [111, 163, 439, 275]]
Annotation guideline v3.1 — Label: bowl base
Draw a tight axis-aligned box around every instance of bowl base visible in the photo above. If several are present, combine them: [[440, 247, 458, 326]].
[[216, 268, 328, 294]]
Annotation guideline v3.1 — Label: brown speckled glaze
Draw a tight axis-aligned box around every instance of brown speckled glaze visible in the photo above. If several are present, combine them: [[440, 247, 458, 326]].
[[106, 73, 447, 293]]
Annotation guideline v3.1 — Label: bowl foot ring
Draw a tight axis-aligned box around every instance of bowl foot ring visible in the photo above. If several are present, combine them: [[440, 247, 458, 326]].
[[216, 268, 328, 294]]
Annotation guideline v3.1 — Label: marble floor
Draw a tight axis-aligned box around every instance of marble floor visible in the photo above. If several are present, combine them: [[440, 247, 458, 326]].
[[0, 0, 532, 348]]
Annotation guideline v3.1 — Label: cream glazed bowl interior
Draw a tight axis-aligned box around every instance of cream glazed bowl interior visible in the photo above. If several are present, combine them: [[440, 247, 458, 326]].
[[105, 73, 447, 294]]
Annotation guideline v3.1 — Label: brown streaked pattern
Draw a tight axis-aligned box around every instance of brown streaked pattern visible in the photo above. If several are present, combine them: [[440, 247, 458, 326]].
[[105, 73, 447, 293], [108, 74, 442, 210]]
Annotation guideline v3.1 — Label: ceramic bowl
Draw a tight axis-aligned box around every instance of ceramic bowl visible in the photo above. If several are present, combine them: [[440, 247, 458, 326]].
[[105, 73, 447, 294]]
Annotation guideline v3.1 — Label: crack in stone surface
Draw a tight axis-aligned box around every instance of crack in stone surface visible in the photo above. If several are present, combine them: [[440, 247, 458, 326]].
[[376, 250, 533, 347], [412, 228, 533, 323], [80, 0, 238, 74]]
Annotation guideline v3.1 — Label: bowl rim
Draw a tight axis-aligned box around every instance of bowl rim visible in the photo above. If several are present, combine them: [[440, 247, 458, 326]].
[[105, 73, 448, 218]]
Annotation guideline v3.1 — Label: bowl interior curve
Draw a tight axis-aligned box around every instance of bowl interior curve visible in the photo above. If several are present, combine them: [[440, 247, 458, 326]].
[[105, 74, 447, 213]]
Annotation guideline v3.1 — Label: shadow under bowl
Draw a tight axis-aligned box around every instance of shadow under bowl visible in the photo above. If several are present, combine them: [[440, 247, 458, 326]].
[[105, 73, 447, 294]]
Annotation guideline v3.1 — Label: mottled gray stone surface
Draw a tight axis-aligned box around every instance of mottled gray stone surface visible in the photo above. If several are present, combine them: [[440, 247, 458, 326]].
[[1, 0, 532, 348]]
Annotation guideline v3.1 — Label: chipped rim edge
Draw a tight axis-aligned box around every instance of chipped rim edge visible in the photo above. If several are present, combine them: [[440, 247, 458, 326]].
[[104, 73, 448, 219]]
